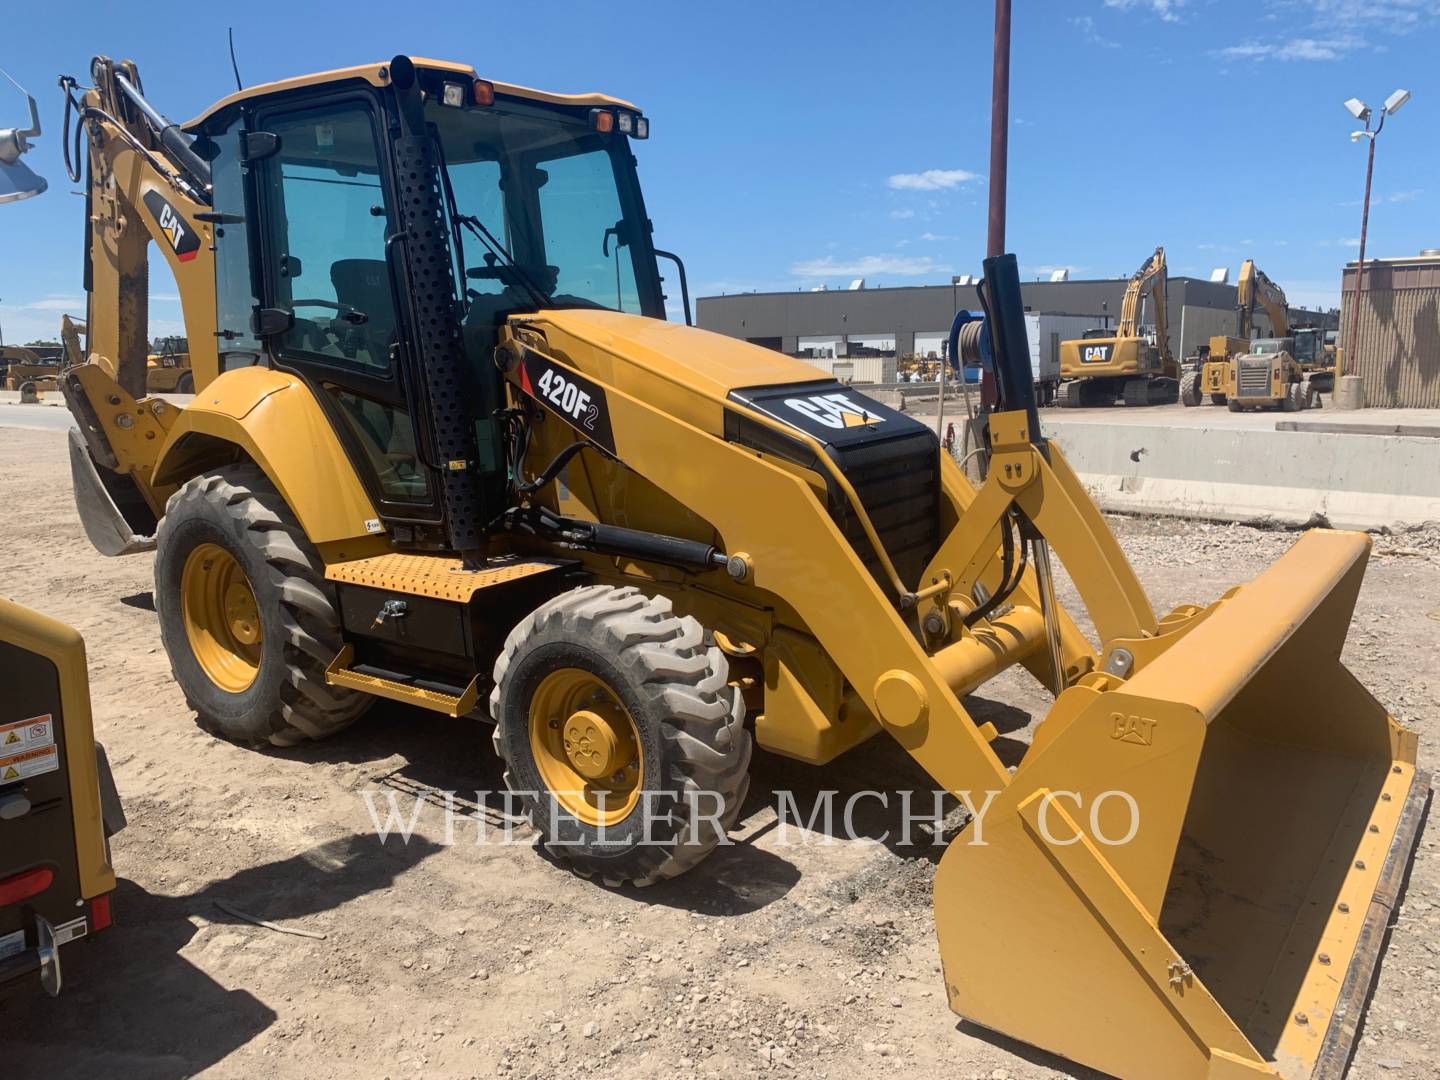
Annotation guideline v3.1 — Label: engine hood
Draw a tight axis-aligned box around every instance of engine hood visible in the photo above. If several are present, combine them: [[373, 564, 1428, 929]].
[[509, 308, 831, 434]]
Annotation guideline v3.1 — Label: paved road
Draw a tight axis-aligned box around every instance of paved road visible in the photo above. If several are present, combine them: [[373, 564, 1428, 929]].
[[0, 403, 73, 432]]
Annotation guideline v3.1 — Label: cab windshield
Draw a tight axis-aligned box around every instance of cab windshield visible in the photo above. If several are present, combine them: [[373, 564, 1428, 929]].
[[427, 99, 660, 320]]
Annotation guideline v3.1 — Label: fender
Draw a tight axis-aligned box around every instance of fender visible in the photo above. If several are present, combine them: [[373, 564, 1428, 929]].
[[151, 367, 379, 546]]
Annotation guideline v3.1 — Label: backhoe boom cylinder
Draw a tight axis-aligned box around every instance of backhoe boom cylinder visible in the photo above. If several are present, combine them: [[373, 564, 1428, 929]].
[[980, 253, 1041, 443], [112, 73, 211, 195]]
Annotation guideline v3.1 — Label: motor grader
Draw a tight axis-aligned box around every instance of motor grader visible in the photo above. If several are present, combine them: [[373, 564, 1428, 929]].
[[57, 54, 1426, 1079]]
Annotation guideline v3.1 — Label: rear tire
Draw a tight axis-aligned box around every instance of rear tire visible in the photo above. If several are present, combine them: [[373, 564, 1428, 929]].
[[1180, 371, 1201, 407], [490, 585, 751, 887], [176, 371, 194, 394], [1227, 399, 1243, 413], [154, 464, 369, 747], [1210, 393, 1228, 406]]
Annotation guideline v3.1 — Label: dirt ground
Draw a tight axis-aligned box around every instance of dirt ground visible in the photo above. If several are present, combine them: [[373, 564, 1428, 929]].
[[2, 424, 1437, 1080]]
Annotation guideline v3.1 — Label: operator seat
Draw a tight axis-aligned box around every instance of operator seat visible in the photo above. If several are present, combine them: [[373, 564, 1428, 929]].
[[330, 259, 397, 367]]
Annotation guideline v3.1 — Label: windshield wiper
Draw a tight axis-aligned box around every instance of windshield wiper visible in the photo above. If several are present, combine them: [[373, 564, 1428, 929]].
[[432, 133, 551, 311], [455, 213, 553, 309]]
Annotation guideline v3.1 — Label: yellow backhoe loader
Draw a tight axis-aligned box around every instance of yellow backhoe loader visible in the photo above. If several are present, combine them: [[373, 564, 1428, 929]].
[[144, 335, 194, 394], [1, 345, 63, 398], [1293, 327, 1335, 405], [1182, 258, 1308, 412], [56, 55, 1426, 1079], [1056, 246, 1180, 407]]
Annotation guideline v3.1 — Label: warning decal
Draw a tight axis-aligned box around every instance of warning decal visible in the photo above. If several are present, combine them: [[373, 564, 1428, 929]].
[[0, 714, 54, 753], [53, 917, 88, 946], [0, 744, 59, 783]]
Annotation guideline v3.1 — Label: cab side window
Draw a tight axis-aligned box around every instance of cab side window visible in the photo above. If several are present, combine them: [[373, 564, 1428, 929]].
[[263, 104, 397, 371]]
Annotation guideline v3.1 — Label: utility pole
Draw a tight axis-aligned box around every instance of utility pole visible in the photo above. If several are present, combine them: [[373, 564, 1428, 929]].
[[980, 0, 1012, 408]]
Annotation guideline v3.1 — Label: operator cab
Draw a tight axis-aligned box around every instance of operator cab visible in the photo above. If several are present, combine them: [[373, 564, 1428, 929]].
[[1247, 337, 1293, 357], [189, 60, 665, 546]]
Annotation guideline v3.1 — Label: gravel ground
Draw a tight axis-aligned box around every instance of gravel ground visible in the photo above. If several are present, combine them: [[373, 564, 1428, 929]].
[[1, 426, 1436, 1079]]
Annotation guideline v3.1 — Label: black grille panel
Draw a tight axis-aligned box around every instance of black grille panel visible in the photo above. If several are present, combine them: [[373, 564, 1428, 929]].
[[833, 430, 941, 587], [726, 382, 942, 595]]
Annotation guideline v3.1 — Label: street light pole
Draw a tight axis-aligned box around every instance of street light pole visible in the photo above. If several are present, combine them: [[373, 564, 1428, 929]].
[[1342, 89, 1411, 384], [1346, 113, 1382, 380]]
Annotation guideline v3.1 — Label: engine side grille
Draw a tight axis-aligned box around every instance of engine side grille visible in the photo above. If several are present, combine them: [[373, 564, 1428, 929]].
[[1237, 359, 1273, 397], [831, 430, 940, 588], [725, 383, 942, 595]]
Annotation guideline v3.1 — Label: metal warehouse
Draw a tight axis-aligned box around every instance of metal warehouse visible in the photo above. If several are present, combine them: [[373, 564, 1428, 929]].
[[697, 277, 1338, 364], [1341, 250, 1440, 408]]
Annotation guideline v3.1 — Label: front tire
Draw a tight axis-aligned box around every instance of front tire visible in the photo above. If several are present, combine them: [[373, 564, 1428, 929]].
[[154, 465, 369, 746], [490, 585, 751, 887]]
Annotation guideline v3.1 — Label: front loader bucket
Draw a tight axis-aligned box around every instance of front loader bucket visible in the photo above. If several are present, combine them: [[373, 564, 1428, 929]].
[[934, 530, 1427, 1080]]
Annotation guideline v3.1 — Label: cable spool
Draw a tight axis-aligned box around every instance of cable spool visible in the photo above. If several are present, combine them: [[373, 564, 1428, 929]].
[[956, 319, 985, 369]]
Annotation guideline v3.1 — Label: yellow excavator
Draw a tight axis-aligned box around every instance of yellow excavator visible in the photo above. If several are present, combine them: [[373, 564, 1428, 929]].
[[57, 54, 1426, 1079], [1056, 246, 1180, 407], [1182, 258, 1308, 412]]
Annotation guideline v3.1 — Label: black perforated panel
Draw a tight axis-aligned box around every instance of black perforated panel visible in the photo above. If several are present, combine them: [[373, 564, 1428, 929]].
[[393, 135, 484, 552]]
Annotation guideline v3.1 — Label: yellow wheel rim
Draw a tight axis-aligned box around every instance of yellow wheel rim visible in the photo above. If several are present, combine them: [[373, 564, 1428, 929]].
[[180, 542, 262, 693], [527, 668, 643, 827]]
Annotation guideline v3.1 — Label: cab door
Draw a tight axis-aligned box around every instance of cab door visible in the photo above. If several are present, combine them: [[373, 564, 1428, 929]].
[[251, 92, 441, 530]]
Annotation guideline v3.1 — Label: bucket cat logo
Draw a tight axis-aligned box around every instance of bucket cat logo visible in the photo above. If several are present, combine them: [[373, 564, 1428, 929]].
[[783, 392, 880, 430], [142, 190, 201, 263]]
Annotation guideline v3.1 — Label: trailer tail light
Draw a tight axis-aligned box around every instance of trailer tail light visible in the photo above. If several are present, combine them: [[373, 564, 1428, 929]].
[[89, 893, 112, 932], [0, 867, 54, 906], [473, 79, 494, 106]]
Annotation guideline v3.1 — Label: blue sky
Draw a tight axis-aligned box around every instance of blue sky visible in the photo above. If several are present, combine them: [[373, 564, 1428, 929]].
[[1, 0, 1436, 343]]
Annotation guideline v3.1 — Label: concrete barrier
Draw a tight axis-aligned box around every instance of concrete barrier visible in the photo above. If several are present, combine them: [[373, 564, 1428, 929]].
[[1044, 418, 1440, 531]]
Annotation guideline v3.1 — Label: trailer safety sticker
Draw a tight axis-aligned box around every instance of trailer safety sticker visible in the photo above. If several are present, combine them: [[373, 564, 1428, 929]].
[[0, 744, 59, 783], [0, 714, 55, 753], [53, 917, 88, 946], [517, 349, 617, 456]]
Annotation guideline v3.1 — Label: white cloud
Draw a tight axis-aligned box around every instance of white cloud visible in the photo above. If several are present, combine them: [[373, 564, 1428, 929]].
[[1216, 1, 1440, 63], [889, 209, 915, 220], [886, 169, 980, 192], [1027, 264, 1084, 277], [1342, 237, 1361, 247], [1070, 15, 1119, 46], [790, 254, 951, 278], [1388, 189, 1423, 203], [13, 296, 86, 313], [1218, 35, 1363, 60], [1301, 0, 1440, 27], [1103, 0, 1186, 22]]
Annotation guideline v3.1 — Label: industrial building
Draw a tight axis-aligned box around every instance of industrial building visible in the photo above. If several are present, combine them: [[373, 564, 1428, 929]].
[[1340, 250, 1440, 408], [697, 276, 1338, 365]]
